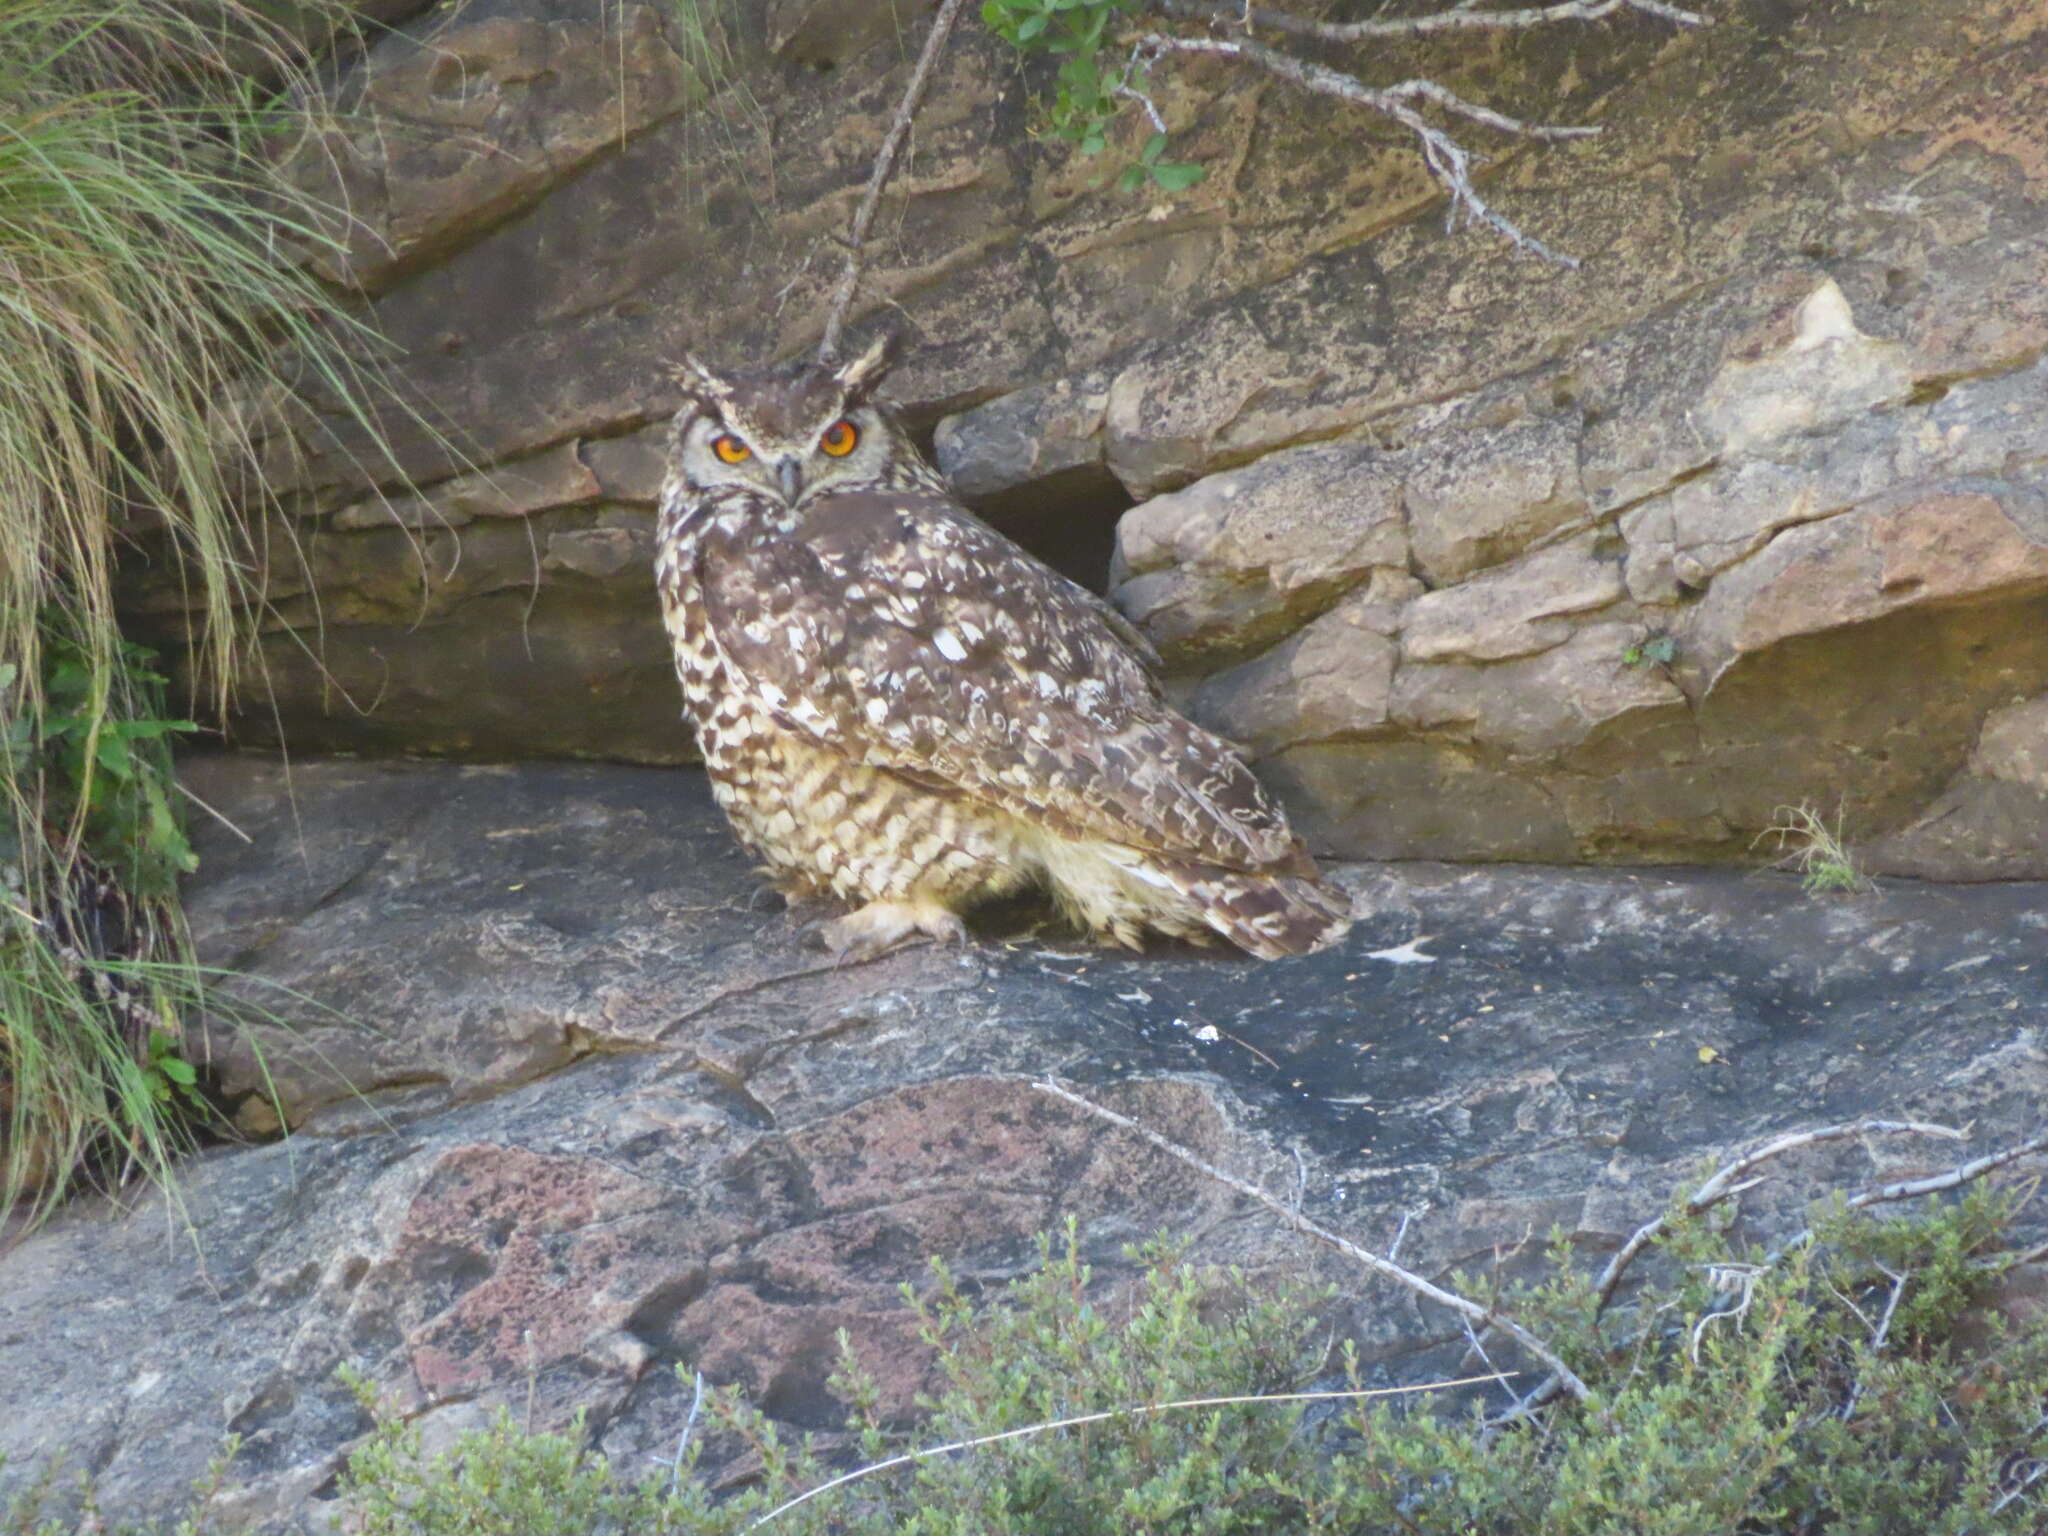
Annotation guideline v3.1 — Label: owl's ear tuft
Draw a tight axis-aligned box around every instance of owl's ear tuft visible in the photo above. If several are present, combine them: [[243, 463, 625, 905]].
[[830, 325, 903, 402], [671, 353, 737, 411]]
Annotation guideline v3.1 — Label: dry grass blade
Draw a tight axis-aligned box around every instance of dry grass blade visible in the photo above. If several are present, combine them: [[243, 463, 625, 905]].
[[1755, 802, 1874, 895]]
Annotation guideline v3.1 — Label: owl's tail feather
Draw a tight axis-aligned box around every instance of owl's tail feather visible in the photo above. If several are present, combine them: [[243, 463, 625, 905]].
[[1163, 859, 1354, 961]]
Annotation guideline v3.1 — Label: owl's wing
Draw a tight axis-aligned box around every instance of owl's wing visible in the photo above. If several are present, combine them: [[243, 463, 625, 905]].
[[697, 489, 1306, 875]]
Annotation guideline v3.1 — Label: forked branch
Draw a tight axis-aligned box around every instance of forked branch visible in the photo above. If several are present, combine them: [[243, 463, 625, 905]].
[[1138, 29, 1602, 264]]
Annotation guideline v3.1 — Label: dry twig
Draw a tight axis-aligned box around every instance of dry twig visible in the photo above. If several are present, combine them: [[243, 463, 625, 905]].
[[1033, 1077, 1600, 1407], [1154, 0, 1706, 42], [1592, 1119, 1964, 1312], [1131, 0, 1708, 264], [1137, 31, 1597, 265], [1503, 1119, 2044, 1425], [817, 0, 970, 361]]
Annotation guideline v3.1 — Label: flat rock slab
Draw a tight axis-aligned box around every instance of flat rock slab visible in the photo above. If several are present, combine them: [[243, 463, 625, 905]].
[[2, 756, 2043, 1530]]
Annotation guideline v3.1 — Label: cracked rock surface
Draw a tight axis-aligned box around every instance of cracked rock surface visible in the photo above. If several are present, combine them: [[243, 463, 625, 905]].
[[1, 756, 2042, 1529]]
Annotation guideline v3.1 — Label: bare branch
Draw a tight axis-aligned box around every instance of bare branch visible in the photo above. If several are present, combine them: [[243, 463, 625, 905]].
[[1498, 1118, 1968, 1427], [1504, 1120, 2042, 1429], [1032, 1078, 1600, 1408], [1137, 31, 1595, 264], [1150, 0, 1707, 41], [1838, 1264, 1908, 1421], [1769, 1127, 2048, 1261], [818, 0, 971, 362], [1591, 1119, 1965, 1313]]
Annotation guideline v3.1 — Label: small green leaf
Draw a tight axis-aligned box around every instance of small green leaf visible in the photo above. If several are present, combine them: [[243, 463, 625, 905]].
[[0, 662, 15, 691], [1080, 132, 1106, 156], [1016, 11, 1047, 38], [1141, 131, 1167, 164], [1118, 164, 1145, 191], [95, 733, 134, 780], [1148, 161, 1205, 191], [157, 1054, 198, 1087]]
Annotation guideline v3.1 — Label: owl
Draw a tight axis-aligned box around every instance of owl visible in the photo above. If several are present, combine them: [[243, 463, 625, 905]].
[[653, 332, 1352, 962]]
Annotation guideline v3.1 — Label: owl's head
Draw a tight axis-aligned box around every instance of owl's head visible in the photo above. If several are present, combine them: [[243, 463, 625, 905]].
[[668, 330, 912, 508]]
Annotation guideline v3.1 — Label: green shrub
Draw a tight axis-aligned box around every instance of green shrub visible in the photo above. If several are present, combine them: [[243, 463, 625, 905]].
[[7, 1187, 2042, 1533], [308, 1190, 2048, 1536], [0, 0, 403, 1228]]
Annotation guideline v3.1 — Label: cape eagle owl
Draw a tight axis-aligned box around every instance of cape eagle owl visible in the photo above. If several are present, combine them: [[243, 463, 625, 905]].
[[653, 333, 1352, 961]]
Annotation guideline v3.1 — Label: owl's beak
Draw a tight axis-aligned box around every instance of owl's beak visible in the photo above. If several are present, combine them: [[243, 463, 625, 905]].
[[776, 457, 803, 502]]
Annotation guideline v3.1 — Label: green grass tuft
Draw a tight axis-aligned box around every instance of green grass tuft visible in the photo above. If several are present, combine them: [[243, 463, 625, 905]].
[[1758, 802, 1875, 897], [0, 0, 407, 1230]]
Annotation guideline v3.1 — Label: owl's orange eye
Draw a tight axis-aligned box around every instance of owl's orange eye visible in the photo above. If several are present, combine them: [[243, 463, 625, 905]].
[[819, 419, 860, 457], [711, 434, 751, 465]]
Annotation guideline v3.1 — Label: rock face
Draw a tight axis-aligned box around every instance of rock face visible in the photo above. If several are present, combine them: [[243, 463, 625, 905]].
[[1, 756, 2044, 1530], [121, 0, 2048, 876]]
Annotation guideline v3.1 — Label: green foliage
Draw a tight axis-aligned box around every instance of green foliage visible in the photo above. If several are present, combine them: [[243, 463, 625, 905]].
[[981, 0, 1203, 189], [14, 640, 198, 901], [1759, 802, 1873, 897], [1621, 632, 1679, 668], [0, 0, 407, 1230], [341, 1404, 724, 1536], [302, 1192, 2048, 1536], [11, 1192, 2044, 1531]]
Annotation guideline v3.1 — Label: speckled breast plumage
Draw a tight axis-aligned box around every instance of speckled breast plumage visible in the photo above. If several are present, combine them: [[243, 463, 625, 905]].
[[653, 487, 1033, 913]]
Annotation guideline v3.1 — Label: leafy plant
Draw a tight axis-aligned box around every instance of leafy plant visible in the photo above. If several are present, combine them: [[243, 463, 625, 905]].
[[0, 0, 413, 1230], [309, 1189, 2048, 1536], [981, 0, 1202, 189], [1622, 632, 1679, 669], [11, 1184, 2044, 1532]]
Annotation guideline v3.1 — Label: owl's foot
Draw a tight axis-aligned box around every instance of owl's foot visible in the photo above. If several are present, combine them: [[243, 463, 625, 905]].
[[804, 900, 968, 963]]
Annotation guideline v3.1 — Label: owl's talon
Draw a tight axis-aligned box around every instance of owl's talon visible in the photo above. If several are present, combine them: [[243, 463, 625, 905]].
[[806, 901, 967, 964]]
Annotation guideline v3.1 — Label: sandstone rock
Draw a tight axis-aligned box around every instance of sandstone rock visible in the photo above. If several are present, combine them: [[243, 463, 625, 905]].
[[1690, 279, 1915, 458], [1109, 443, 1406, 665], [934, 373, 1112, 502], [579, 425, 672, 504], [1402, 409, 1590, 586], [4, 756, 2043, 1529], [1189, 570, 1417, 756], [108, 0, 2048, 876], [1680, 485, 2048, 687], [1866, 688, 2048, 880], [1400, 532, 1625, 665], [1391, 621, 1686, 758], [285, 0, 697, 291], [333, 442, 602, 530], [1974, 691, 2048, 789]]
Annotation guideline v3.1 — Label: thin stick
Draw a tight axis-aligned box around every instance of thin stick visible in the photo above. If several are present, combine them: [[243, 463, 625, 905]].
[[1033, 1078, 1599, 1407], [1770, 1128, 2048, 1260], [1592, 1119, 1964, 1312], [1138, 32, 1594, 264], [1503, 1119, 2033, 1428], [817, 0, 970, 362], [747, 1373, 1510, 1527], [1152, 0, 1708, 41]]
